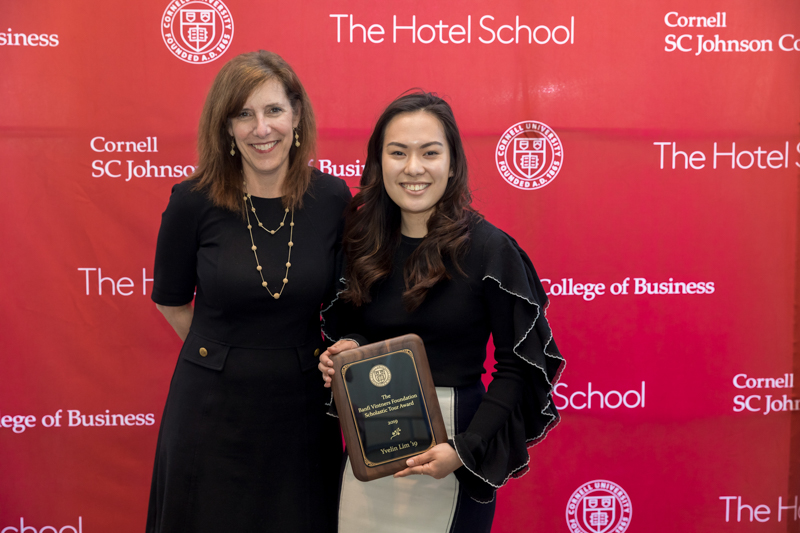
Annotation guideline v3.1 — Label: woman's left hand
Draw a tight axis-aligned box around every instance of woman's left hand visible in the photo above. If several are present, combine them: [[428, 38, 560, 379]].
[[393, 443, 463, 479]]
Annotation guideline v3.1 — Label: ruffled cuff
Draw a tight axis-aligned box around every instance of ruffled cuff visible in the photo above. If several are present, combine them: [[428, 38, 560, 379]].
[[321, 277, 369, 418], [453, 230, 565, 502], [323, 333, 367, 419], [452, 402, 540, 502], [320, 276, 347, 344], [326, 391, 339, 418]]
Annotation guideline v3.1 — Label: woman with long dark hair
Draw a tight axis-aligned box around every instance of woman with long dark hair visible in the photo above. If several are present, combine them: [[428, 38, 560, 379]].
[[147, 50, 349, 532], [320, 91, 564, 532]]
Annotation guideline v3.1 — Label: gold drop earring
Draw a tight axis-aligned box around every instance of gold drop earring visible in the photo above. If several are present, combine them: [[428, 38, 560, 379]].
[[230, 139, 236, 156]]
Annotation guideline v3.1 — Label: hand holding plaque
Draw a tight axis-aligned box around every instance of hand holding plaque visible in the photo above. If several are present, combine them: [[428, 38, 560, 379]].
[[330, 334, 448, 481]]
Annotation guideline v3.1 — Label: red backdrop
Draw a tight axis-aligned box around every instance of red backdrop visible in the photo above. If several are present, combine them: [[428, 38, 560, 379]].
[[1, 1, 799, 531]]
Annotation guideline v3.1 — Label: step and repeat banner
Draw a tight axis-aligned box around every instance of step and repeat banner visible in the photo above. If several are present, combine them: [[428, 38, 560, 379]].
[[1, 0, 799, 531]]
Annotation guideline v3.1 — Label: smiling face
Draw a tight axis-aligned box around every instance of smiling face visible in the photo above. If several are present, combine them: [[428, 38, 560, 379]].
[[228, 78, 299, 191], [381, 111, 453, 237]]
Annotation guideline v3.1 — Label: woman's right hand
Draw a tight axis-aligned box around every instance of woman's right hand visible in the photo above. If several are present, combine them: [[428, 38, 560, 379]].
[[319, 339, 359, 388]]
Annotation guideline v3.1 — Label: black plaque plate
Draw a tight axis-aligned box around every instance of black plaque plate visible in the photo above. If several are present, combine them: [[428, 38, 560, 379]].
[[331, 334, 448, 481]]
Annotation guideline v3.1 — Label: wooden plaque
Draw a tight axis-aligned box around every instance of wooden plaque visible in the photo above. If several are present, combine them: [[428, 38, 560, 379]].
[[331, 334, 448, 482]]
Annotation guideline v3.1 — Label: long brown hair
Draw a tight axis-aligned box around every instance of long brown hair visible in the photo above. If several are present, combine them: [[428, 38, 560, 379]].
[[342, 91, 476, 311], [189, 50, 316, 211]]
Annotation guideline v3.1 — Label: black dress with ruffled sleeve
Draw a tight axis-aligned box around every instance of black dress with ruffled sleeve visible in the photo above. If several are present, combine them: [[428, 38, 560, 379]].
[[323, 216, 564, 511]]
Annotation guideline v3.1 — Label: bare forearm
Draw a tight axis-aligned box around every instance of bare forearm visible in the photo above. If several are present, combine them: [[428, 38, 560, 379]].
[[156, 303, 194, 341]]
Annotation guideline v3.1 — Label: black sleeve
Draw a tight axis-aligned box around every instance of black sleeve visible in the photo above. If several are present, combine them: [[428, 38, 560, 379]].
[[452, 226, 565, 503], [320, 273, 369, 348], [328, 171, 352, 260], [322, 175, 352, 313], [318, 175, 368, 346], [151, 183, 203, 306], [463, 281, 527, 443]]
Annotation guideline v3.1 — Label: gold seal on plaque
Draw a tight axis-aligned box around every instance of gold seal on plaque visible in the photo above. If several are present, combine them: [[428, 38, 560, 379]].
[[369, 364, 392, 387]]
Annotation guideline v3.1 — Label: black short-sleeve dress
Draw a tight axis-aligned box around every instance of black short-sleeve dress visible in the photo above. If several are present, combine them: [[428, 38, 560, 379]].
[[146, 170, 351, 533], [322, 216, 564, 533]]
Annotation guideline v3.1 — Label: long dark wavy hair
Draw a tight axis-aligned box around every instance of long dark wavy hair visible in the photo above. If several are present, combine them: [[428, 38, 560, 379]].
[[341, 91, 477, 311]]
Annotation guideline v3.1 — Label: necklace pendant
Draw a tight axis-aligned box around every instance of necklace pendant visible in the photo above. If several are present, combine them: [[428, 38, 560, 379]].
[[273, 293, 280, 299]]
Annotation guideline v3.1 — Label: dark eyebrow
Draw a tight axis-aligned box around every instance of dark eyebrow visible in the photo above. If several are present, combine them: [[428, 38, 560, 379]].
[[386, 141, 444, 149]]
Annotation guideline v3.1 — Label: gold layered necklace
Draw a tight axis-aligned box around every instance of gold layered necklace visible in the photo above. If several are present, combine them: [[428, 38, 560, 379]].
[[243, 183, 294, 300]]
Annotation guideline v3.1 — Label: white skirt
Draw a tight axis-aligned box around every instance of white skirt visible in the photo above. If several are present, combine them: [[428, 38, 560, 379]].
[[339, 387, 460, 533]]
